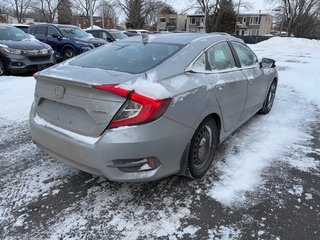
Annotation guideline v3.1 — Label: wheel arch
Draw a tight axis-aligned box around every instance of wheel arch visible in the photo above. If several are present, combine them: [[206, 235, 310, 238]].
[[62, 44, 77, 55]]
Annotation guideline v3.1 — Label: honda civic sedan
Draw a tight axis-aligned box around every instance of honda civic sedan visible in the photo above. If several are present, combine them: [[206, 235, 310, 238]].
[[29, 33, 277, 182]]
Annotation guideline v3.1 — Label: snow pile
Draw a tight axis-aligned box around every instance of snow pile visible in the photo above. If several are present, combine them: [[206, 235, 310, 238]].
[[250, 37, 320, 109], [0, 76, 35, 123], [207, 37, 320, 207]]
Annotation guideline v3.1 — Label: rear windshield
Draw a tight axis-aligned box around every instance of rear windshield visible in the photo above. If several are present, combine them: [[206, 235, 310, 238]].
[[109, 31, 128, 40], [69, 41, 183, 74], [58, 27, 90, 38], [0, 26, 30, 41]]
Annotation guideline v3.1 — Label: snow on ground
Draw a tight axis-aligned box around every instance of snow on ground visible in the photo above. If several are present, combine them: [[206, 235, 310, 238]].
[[0, 37, 320, 239], [207, 37, 320, 207], [0, 76, 35, 123]]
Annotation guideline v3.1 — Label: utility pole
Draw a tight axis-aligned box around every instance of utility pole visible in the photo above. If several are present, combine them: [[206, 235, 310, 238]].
[[102, 3, 105, 29], [89, 0, 94, 29]]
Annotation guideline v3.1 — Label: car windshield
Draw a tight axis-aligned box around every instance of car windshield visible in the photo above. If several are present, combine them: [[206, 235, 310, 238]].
[[69, 41, 183, 74], [0, 26, 30, 41], [58, 27, 90, 38], [109, 31, 128, 40]]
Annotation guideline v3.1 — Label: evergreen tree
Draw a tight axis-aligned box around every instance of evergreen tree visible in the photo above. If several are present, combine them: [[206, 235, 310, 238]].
[[126, 0, 144, 29], [207, 0, 236, 33], [160, 4, 177, 15], [58, 0, 73, 24]]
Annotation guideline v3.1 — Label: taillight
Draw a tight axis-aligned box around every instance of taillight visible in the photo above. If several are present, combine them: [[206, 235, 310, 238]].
[[33, 71, 40, 79], [94, 85, 172, 129]]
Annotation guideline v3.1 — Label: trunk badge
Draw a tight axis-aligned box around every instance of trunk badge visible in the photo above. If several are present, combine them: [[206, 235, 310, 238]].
[[55, 86, 65, 99]]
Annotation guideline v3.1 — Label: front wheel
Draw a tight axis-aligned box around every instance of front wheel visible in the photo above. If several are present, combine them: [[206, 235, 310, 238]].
[[259, 80, 277, 114], [63, 48, 76, 60], [187, 117, 218, 178], [0, 59, 7, 76]]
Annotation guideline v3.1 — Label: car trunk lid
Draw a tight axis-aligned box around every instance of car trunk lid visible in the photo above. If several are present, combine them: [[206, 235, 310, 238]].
[[34, 66, 138, 137]]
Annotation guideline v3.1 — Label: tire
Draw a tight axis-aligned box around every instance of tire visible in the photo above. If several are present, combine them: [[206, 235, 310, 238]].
[[0, 58, 7, 76], [63, 48, 76, 60], [259, 80, 277, 114], [187, 117, 218, 178]]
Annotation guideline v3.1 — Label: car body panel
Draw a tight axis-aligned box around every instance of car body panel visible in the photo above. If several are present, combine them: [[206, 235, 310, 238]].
[[29, 33, 278, 182]]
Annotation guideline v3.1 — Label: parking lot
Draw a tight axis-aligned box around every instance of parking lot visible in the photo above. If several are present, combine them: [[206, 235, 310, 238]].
[[1, 37, 320, 239]]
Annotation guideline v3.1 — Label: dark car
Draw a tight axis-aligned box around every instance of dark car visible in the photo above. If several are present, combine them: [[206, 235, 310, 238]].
[[12, 24, 30, 33], [0, 24, 54, 76], [28, 24, 106, 61], [86, 29, 128, 42]]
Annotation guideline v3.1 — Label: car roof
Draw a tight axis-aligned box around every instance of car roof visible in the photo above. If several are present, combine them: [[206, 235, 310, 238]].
[[0, 23, 14, 29], [31, 23, 80, 28], [125, 33, 239, 45]]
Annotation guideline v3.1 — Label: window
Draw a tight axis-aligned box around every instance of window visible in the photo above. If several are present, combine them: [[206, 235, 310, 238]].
[[250, 16, 261, 25], [190, 17, 196, 24], [207, 42, 236, 71], [36, 26, 47, 35], [160, 18, 166, 23], [192, 53, 206, 71], [48, 26, 60, 37], [69, 42, 183, 74], [232, 42, 258, 67]]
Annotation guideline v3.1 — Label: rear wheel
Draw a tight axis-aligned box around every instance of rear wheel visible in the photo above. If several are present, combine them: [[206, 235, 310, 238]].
[[259, 80, 277, 114], [0, 59, 7, 76], [188, 117, 218, 178], [63, 48, 76, 60]]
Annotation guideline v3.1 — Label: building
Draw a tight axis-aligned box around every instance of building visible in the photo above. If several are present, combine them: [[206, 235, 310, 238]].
[[235, 13, 273, 36], [0, 14, 34, 24], [72, 16, 114, 29], [186, 14, 205, 33], [157, 14, 187, 32]]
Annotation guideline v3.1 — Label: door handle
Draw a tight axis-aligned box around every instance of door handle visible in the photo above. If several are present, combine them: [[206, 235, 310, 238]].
[[215, 84, 225, 90], [248, 78, 255, 83]]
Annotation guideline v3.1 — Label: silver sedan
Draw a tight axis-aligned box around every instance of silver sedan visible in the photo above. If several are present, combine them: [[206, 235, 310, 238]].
[[29, 33, 277, 182]]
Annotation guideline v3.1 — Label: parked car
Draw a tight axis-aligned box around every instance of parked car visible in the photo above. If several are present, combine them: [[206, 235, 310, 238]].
[[30, 33, 277, 182], [11, 23, 29, 33], [0, 24, 54, 76], [86, 29, 128, 42], [123, 29, 148, 37], [28, 24, 106, 61]]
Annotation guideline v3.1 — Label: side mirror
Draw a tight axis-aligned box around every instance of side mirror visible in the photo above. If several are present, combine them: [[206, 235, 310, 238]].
[[260, 58, 276, 68], [52, 34, 61, 39], [106, 37, 114, 42]]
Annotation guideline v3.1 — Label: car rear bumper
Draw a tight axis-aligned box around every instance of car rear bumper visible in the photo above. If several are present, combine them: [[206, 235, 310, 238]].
[[29, 103, 193, 182]]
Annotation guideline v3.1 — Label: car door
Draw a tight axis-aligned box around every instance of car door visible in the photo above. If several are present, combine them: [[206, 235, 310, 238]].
[[47, 26, 62, 54], [34, 25, 47, 43], [231, 41, 269, 119], [205, 42, 248, 132]]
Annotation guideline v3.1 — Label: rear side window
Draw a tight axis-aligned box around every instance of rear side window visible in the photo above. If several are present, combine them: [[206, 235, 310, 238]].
[[207, 42, 236, 71], [36, 26, 47, 35], [88, 31, 99, 38], [232, 42, 258, 67], [29, 26, 36, 35], [69, 42, 183, 74]]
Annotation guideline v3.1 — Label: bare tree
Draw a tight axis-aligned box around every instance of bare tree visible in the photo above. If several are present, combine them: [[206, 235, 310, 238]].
[[115, 0, 165, 29], [5, 0, 33, 23], [32, 0, 61, 23], [74, 0, 100, 17], [269, 0, 320, 37]]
